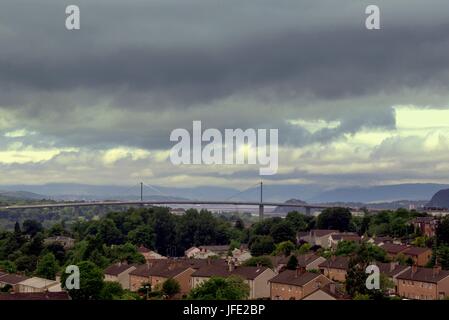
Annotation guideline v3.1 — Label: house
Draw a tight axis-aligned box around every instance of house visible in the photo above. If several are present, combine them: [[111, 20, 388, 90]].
[[16, 277, 60, 293], [411, 217, 438, 237], [298, 230, 339, 249], [129, 260, 197, 296], [0, 274, 30, 292], [269, 268, 331, 300], [185, 245, 230, 259], [43, 236, 75, 249], [374, 262, 410, 294], [379, 243, 432, 266], [397, 265, 449, 300], [0, 292, 70, 300], [297, 254, 327, 271], [302, 282, 350, 300], [231, 247, 252, 265], [368, 236, 394, 246], [378, 243, 409, 260], [319, 256, 350, 282], [138, 246, 167, 261], [329, 233, 361, 249], [402, 247, 432, 267], [170, 208, 186, 216], [104, 262, 137, 290], [191, 261, 276, 299]]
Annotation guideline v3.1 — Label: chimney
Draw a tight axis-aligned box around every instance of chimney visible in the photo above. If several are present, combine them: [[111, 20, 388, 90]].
[[389, 261, 398, 272], [433, 264, 442, 277], [331, 255, 336, 262], [228, 260, 235, 272], [207, 257, 211, 265], [329, 282, 336, 295], [412, 264, 418, 274]]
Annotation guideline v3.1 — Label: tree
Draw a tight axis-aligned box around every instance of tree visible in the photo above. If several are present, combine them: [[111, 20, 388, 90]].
[[437, 216, 449, 245], [97, 219, 123, 245], [242, 256, 273, 268], [162, 278, 181, 298], [36, 252, 59, 280], [0, 260, 17, 273], [274, 241, 296, 256], [234, 218, 245, 231], [61, 261, 104, 300], [286, 255, 298, 270], [99, 281, 124, 300], [335, 240, 359, 256], [249, 235, 275, 256], [270, 222, 296, 244], [317, 208, 352, 231], [188, 276, 250, 300], [285, 211, 308, 231], [22, 220, 44, 237]]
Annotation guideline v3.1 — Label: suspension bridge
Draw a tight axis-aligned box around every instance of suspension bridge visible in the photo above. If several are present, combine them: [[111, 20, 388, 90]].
[[0, 181, 378, 219]]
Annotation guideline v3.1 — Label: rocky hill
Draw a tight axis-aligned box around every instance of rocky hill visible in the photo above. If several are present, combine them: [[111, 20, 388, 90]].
[[426, 189, 449, 208]]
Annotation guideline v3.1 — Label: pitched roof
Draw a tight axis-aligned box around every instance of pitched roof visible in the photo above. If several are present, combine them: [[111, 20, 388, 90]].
[[104, 263, 137, 276], [379, 243, 409, 254], [199, 245, 230, 252], [374, 262, 409, 277], [297, 254, 322, 267], [192, 264, 269, 280], [0, 274, 30, 285], [397, 267, 449, 283], [17, 277, 58, 289], [269, 270, 321, 286], [311, 229, 338, 237], [319, 256, 350, 270], [412, 217, 436, 223], [137, 245, 151, 253], [0, 292, 70, 300], [331, 233, 361, 242], [129, 259, 225, 278], [403, 246, 432, 256]]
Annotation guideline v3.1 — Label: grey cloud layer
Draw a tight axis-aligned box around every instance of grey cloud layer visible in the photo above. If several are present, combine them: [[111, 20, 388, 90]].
[[1, 0, 449, 186]]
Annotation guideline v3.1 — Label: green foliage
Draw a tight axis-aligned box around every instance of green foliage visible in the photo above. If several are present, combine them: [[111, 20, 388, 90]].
[[0, 260, 17, 273], [274, 241, 296, 257], [437, 216, 449, 245], [250, 235, 275, 256], [286, 255, 298, 270], [270, 222, 296, 244], [36, 252, 59, 280], [242, 256, 273, 268], [296, 243, 311, 254], [435, 245, 449, 269], [335, 240, 359, 256], [285, 211, 308, 231], [61, 261, 104, 300], [317, 208, 352, 231], [188, 276, 250, 300], [22, 220, 44, 237], [162, 278, 181, 297], [99, 281, 125, 300]]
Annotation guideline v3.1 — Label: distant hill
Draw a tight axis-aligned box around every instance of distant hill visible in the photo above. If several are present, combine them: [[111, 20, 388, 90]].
[[0, 191, 47, 200], [426, 189, 449, 208], [273, 199, 308, 214], [0, 183, 448, 203], [309, 184, 449, 203]]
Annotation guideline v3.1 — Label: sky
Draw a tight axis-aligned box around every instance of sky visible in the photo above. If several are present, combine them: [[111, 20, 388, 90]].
[[1, 0, 449, 189]]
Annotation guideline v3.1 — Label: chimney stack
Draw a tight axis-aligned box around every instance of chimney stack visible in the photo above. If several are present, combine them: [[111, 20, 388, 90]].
[[433, 264, 442, 277], [329, 282, 336, 295], [412, 264, 418, 274], [228, 260, 235, 272]]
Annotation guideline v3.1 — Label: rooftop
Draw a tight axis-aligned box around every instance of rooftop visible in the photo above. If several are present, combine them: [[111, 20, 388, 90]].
[[104, 263, 137, 276], [269, 270, 321, 287], [192, 264, 269, 280], [0, 274, 30, 285], [0, 292, 70, 300], [397, 266, 449, 283], [319, 256, 350, 270]]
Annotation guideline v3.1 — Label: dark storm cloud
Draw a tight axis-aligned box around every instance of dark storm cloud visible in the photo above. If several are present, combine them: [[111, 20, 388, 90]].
[[0, 0, 448, 151]]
